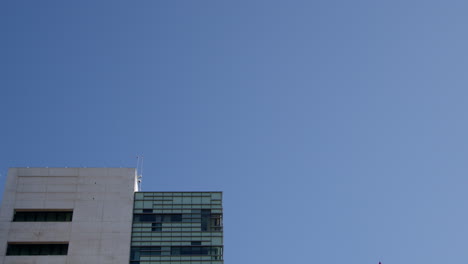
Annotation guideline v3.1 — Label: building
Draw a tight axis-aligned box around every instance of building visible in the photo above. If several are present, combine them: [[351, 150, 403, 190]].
[[0, 168, 223, 264], [130, 192, 223, 264]]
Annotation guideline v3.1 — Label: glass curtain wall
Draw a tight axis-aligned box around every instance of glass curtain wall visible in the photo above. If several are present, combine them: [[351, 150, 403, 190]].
[[130, 192, 223, 264]]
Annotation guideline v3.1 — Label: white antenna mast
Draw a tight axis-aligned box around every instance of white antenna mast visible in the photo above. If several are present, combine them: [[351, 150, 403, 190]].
[[136, 155, 144, 191]]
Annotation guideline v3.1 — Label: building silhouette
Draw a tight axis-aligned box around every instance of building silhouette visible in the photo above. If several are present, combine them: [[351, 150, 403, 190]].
[[0, 168, 223, 264]]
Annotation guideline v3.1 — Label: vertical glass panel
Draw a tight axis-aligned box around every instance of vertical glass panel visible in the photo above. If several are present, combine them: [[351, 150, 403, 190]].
[[212, 237, 222, 245], [36, 212, 45, 221], [65, 212, 73, 221], [171, 247, 180, 255], [211, 193, 222, 200], [26, 213, 36, 221]]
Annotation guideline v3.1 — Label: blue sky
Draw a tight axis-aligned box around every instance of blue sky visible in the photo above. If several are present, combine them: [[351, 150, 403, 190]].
[[2, 1, 468, 263]]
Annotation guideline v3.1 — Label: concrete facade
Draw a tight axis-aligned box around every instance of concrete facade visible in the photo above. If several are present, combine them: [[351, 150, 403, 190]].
[[0, 167, 138, 264]]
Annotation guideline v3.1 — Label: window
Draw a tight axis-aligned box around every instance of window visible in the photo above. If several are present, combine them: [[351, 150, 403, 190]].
[[170, 246, 221, 256], [171, 214, 182, 222], [133, 214, 182, 223], [13, 211, 73, 222], [6, 243, 68, 256], [211, 214, 223, 231], [136, 214, 156, 222], [201, 210, 211, 231], [130, 246, 161, 260], [151, 223, 161, 232]]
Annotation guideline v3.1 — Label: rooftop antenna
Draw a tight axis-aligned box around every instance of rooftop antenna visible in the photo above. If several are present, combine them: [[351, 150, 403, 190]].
[[136, 155, 144, 191]]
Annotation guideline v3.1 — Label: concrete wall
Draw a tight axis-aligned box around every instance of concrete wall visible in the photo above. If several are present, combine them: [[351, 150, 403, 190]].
[[0, 168, 138, 264]]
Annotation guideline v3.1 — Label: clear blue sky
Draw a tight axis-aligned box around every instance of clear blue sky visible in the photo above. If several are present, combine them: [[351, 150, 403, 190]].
[[1, 1, 468, 263]]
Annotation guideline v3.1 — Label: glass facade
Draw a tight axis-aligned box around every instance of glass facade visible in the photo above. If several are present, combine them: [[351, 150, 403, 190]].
[[130, 192, 223, 264]]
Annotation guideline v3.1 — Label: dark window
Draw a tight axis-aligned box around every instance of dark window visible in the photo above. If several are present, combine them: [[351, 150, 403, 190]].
[[13, 211, 73, 222], [131, 246, 161, 260], [46, 212, 57, 221], [201, 210, 211, 231], [133, 214, 182, 223], [36, 212, 46, 221], [162, 214, 172, 222], [170, 246, 221, 256], [142, 209, 153, 213], [6, 243, 68, 255], [151, 223, 161, 231], [191, 241, 201, 245], [136, 214, 156, 222], [25, 213, 35, 221], [141, 249, 161, 256], [171, 214, 182, 222]]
